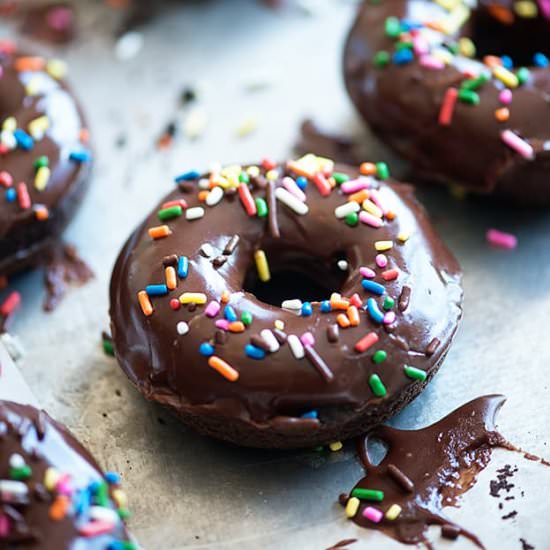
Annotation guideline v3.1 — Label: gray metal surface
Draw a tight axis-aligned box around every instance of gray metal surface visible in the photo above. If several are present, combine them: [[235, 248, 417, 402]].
[[2, 1, 550, 548]]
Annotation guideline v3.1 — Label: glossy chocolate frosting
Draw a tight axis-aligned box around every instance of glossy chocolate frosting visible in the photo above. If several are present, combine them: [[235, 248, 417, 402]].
[[342, 395, 509, 548], [0, 43, 91, 276], [344, 0, 550, 204], [110, 156, 462, 448], [0, 400, 133, 549]]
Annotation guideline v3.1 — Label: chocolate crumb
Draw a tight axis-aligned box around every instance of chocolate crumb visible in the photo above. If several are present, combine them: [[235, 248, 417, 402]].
[[441, 524, 461, 540], [502, 510, 517, 520]]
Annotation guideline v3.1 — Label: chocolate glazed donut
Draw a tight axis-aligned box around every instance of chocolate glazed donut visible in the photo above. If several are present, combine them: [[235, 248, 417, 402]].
[[0, 401, 134, 548], [0, 42, 92, 276], [344, 0, 550, 204], [110, 155, 463, 449]]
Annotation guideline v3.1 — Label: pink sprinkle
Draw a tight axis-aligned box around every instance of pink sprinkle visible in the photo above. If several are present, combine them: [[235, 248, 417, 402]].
[[0, 514, 9, 537], [46, 7, 74, 31], [282, 176, 306, 202], [486, 229, 518, 250], [341, 177, 372, 194], [215, 319, 230, 330], [360, 266, 376, 279], [359, 211, 383, 228], [375, 254, 388, 268], [420, 55, 444, 70], [538, 0, 550, 20], [78, 520, 116, 537], [501, 130, 534, 160], [368, 189, 388, 215], [383, 311, 396, 325], [205, 301, 221, 318], [413, 36, 429, 56], [499, 89, 513, 105], [363, 506, 384, 523], [55, 474, 73, 497], [300, 332, 315, 347]]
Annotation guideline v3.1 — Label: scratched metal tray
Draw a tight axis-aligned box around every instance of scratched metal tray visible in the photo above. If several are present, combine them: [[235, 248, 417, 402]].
[[3, 1, 550, 548]]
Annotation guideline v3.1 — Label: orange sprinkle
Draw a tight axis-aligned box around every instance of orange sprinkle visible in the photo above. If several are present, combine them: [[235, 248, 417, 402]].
[[286, 160, 314, 179], [148, 225, 172, 239], [483, 55, 502, 69], [221, 291, 231, 303], [424, 20, 445, 32], [49, 496, 70, 521], [348, 189, 370, 204], [495, 107, 510, 122], [329, 177, 337, 189], [331, 297, 350, 311], [15, 56, 45, 72], [347, 305, 360, 327], [165, 266, 177, 290], [488, 5, 514, 24], [208, 356, 239, 382], [337, 313, 351, 328], [197, 190, 209, 202], [359, 162, 376, 176], [79, 128, 90, 143], [34, 205, 49, 221], [385, 210, 397, 221], [228, 321, 245, 333], [138, 290, 153, 317]]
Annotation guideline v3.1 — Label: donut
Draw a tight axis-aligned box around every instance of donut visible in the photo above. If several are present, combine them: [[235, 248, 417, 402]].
[[0, 400, 135, 548], [344, 0, 550, 204], [109, 154, 463, 449], [0, 41, 92, 277]]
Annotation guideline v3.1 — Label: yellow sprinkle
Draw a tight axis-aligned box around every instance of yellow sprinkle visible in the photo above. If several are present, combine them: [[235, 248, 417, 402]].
[[2, 117, 17, 132], [25, 77, 41, 96], [434, 0, 459, 10], [398, 231, 411, 243], [375, 240, 393, 252], [44, 468, 60, 491], [330, 292, 341, 301], [385, 504, 402, 520], [440, 4, 470, 34], [362, 199, 383, 218], [28, 116, 50, 139], [515, 0, 538, 17], [458, 37, 476, 58], [236, 117, 257, 138], [329, 441, 343, 452], [274, 320, 285, 330], [345, 497, 360, 518], [493, 66, 519, 88], [266, 169, 279, 181], [46, 59, 68, 80], [34, 166, 51, 191], [432, 48, 453, 65], [246, 165, 260, 177], [112, 489, 128, 509], [179, 292, 207, 305], [254, 249, 271, 282]]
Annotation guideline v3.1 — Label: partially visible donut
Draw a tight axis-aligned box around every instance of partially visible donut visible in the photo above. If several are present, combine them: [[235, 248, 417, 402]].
[[109, 154, 463, 449], [0, 400, 135, 548], [0, 42, 92, 276], [344, 0, 550, 204]]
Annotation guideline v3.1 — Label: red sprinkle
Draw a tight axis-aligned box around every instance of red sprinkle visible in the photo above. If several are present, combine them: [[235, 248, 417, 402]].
[[17, 182, 31, 209], [169, 298, 181, 311], [354, 332, 379, 353], [439, 87, 458, 126], [238, 183, 257, 216], [162, 199, 187, 210], [382, 269, 399, 281], [261, 158, 277, 170], [349, 293, 363, 308], [0, 171, 13, 187], [313, 173, 331, 197], [0, 291, 21, 317]]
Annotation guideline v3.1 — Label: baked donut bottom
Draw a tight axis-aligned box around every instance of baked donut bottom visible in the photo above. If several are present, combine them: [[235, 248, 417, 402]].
[[110, 156, 462, 448]]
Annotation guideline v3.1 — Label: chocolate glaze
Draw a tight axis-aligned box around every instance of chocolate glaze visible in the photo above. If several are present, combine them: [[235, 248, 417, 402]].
[[0, 44, 91, 277], [344, 0, 550, 204], [110, 158, 462, 448], [343, 395, 512, 549], [0, 401, 132, 548]]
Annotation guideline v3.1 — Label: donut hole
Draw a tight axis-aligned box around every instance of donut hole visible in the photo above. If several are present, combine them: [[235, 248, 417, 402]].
[[468, 11, 550, 64], [243, 251, 349, 307], [365, 436, 389, 466]]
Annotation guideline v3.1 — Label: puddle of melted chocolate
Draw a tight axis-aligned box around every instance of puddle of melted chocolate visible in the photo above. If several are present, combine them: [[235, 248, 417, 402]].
[[341, 395, 523, 549]]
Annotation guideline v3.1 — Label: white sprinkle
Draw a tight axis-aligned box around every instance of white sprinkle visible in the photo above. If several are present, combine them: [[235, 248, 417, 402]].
[[206, 186, 224, 206], [275, 187, 309, 215], [186, 207, 205, 221], [89, 506, 119, 523], [287, 335, 305, 360], [185, 108, 208, 140], [1, 333, 24, 362], [200, 243, 214, 258], [337, 260, 349, 271], [281, 299, 303, 311], [0, 480, 28, 497], [177, 321, 189, 336], [334, 202, 360, 219], [282, 176, 306, 202], [198, 178, 210, 190], [115, 31, 144, 61], [260, 329, 280, 353], [9, 454, 25, 469], [236, 117, 258, 138], [0, 130, 16, 150]]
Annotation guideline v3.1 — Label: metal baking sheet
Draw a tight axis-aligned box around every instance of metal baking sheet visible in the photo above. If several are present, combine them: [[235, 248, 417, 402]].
[[2, 1, 550, 548]]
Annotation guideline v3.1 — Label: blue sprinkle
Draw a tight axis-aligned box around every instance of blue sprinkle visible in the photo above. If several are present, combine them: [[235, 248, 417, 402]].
[[320, 300, 332, 313], [5, 188, 16, 202], [146, 284, 168, 296], [224, 305, 238, 322], [13, 129, 34, 151], [108, 544, 125, 550], [177, 256, 189, 278], [245, 344, 266, 360], [69, 149, 92, 163], [296, 176, 308, 190], [199, 342, 215, 356], [105, 472, 121, 485], [301, 410, 318, 419], [400, 19, 422, 31], [501, 55, 513, 70], [73, 488, 90, 517], [361, 279, 385, 296], [534, 52, 549, 68], [366, 297, 385, 324], [88, 480, 101, 495], [393, 48, 414, 65], [301, 302, 313, 317], [175, 170, 200, 183]]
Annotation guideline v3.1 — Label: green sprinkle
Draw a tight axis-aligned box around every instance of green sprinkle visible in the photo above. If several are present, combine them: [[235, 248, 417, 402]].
[[33, 155, 49, 170], [404, 365, 427, 381], [445, 42, 459, 55], [239, 171, 249, 183], [118, 508, 131, 520], [333, 172, 350, 185], [383, 296, 395, 311], [374, 50, 391, 68], [384, 16, 401, 39], [351, 488, 385, 501], [376, 162, 390, 180], [255, 197, 268, 218], [95, 482, 109, 507], [122, 543, 138, 550], [373, 350, 387, 364], [457, 89, 480, 105], [345, 212, 359, 227], [460, 73, 489, 91], [10, 465, 32, 481], [103, 339, 114, 357], [241, 311, 253, 326], [369, 374, 387, 397], [516, 67, 530, 85], [158, 205, 182, 221], [395, 41, 413, 51]]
